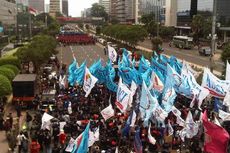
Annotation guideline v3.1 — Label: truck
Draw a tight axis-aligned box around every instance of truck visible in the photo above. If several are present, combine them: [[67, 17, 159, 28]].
[[12, 74, 37, 105]]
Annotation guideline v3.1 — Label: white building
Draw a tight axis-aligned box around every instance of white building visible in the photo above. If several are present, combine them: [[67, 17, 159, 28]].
[[165, 0, 177, 26], [49, 0, 62, 17], [99, 0, 110, 14], [0, 0, 17, 25]]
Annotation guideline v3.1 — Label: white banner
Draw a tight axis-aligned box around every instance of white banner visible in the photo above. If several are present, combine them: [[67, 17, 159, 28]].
[[108, 45, 117, 63], [149, 71, 164, 92], [65, 138, 75, 152], [115, 78, 131, 112], [100, 104, 115, 121], [171, 106, 181, 117], [202, 68, 230, 98], [83, 67, 98, 97]]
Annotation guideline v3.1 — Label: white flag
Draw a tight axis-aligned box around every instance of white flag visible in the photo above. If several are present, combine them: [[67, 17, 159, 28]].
[[149, 71, 164, 92], [88, 127, 99, 147], [115, 147, 119, 153], [226, 61, 230, 81], [115, 78, 131, 112], [176, 115, 185, 127], [83, 67, 98, 97], [108, 45, 117, 62], [179, 128, 187, 142], [130, 111, 137, 127], [59, 122, 66, 131], [171, 106, 181, 117], [185, 111, 199, 138], [65, 138, 75, 152], [128, 81, 137, 107], [168, 121, 174, 136], [59, 75, 66, 89], [148, 124, 156, 145], [219, 109, 230, 121], [153, 105, 168, 122], [100, 104, 115, 121], [41, 113, 54, 130]]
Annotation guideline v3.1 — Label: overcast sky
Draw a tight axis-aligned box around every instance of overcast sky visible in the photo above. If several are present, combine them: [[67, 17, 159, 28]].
[[45, 0, 98, 17]]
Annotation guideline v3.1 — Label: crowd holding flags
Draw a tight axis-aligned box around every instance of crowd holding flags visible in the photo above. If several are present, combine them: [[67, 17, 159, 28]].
[[65, 45, 230, 153]]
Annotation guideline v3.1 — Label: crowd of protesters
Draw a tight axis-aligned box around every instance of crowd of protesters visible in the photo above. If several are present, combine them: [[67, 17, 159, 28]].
[[1, 48, 230, 153]]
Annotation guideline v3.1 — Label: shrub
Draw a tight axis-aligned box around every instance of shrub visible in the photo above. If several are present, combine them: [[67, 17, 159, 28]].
[[0, 56, 20, 68], [0, 67, 15, 81], [0, 75, 12, 97], [0, 64, 20, 75]]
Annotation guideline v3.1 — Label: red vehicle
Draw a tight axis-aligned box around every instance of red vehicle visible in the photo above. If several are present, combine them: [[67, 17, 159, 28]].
[[57, 33, 95, 45]]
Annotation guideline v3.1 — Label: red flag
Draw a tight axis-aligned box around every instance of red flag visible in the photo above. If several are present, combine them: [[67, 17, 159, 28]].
[[28, 7, 37, 16], [202, 110, 230, 153]]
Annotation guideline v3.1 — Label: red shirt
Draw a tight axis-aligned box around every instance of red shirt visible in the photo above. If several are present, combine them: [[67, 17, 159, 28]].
[[30, 141, 40, 153], [59, 133, 67, 144]]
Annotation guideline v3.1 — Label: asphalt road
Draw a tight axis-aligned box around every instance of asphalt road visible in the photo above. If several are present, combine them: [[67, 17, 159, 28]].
[[138, 39, 224, 71], [57, 44, 108, 67]]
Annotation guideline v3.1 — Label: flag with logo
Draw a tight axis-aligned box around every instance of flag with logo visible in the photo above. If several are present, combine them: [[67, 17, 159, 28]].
[[73, 61, 86, 85], [89, 59, 106, 84], [203, 110, 230, 153], [139, 81, 158, 126], [108, 45, 117, 63], [122, 111, 136, 136], [88, 127, 99, 147], [171, 106, 181, 117], [76, 122, 90, 153], [115, 78, 131, 112], [100, 104, 115, 121], [219, 110, 230, 121], [202, 68, 230, 98], [149, 71, 164, 92], [138, 56, 150, 74], [65, 138, 76, 152], [185, 111, 199, 138], [83, 67, 98, 97]]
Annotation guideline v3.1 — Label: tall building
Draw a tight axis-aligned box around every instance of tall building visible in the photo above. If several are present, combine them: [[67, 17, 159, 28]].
[[28, 0, 44, 13], [45, 4, 49, 13], [110, 0, 117, 19], [138, 0, 165, 23], [165, 0, 177, 26], [49, 0, 63, 17], [62, 0, 68, 16], [99, 0, 110, 14], [0, 0, 17, 25], [81, 8, 91, 18], [114, 0, 126, 23]]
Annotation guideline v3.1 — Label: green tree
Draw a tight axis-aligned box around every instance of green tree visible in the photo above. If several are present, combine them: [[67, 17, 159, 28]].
[[159, 26, 175, 39], [0, 56, 20, 68], [15, 34, 57, 72], [91, 3, 108, 21], [0, 75, 12, 97], [96, 26, 101, 35], [191, 15, 211, 44], [221, 43, 230, 63], [140, 12, 158, 38], [140, 12, 155, 25], [0, 64, 19, 75], [0, 67, 15, 81]]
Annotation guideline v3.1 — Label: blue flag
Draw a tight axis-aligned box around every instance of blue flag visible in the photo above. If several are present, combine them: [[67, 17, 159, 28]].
[[73, 61, 86, 85], [141, 68, 152, 87], [169, 56, 182, 74], [122, 112, 134, 137], [89, 59, 107, 84], [214, 98, 223, 113], [76, 122, 90, 153], [105, 61, 117, 92], [138, 56, 150, 74], [134, 127, 143, 153], [68, 60, 78, 86]]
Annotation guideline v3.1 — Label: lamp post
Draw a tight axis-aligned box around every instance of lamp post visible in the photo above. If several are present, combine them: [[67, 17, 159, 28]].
[[210, 0, 217, 72]]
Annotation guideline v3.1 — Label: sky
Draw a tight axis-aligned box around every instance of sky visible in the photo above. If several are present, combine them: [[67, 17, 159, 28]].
[[45, 0, 98, 17]]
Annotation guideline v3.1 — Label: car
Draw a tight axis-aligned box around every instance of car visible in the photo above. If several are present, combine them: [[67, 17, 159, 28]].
[[199, 46, 211, 56]]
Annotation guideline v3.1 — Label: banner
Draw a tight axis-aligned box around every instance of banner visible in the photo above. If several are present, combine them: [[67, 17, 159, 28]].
[[219, 110, 230, 121], [41, 113, 54, 130], [88, 127, 99, 147], [83, 67, 98, 97], [115, 78, 131, 112], [202, 68, 230, 98], [108, 45, 117, 63], [149, 71, 164, 92], [100, 104, 115, 121]]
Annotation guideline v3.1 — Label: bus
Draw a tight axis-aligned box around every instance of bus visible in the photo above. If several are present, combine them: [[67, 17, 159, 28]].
[[172, 36, 194, 49]]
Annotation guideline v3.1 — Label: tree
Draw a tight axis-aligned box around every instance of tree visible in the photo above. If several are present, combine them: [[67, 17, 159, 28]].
[[0, 75, 12, 97], [140, 12, 158, 38], [140, 12, 155, 25], [91, 3, 108, 21], [151, 37, 163, 53], [0, 56, 20, 68], [0, 67, 15, 81], [191, 15, 211, 44], [221, 43, 230, 63], [15, 34, 57, 72], [96, 26, 101, 35], [159, 26, 175, 39], [0, 64, 19, 75]]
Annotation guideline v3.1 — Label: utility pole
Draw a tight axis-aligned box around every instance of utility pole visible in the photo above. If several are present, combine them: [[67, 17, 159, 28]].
[[210, 0, 217, 72]]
